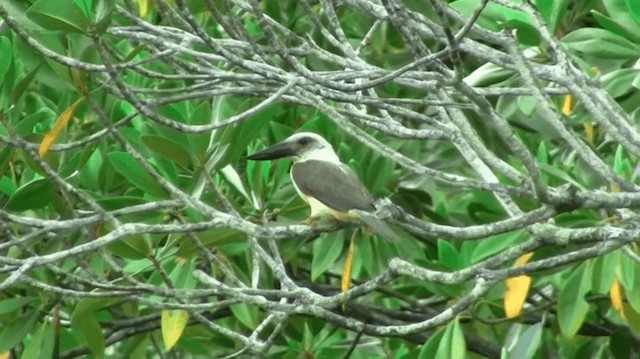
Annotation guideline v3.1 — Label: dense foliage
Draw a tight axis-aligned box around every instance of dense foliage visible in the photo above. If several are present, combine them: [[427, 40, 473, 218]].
[[1, 0, 640, 358]]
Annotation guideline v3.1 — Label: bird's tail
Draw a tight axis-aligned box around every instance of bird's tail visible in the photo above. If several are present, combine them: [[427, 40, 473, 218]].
[[358, 212, 399, 241]]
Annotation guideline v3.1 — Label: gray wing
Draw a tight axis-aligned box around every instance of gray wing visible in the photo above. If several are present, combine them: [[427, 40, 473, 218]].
[[291, 160, 376, 212]]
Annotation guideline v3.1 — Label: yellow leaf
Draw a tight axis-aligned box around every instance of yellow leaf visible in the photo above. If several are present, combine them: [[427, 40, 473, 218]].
[[340, 236, 356, 311], [341, 237, 355, 293], [505, 275, 532, 318], [161, 309, 189, 350], [561, 95, 573, 116], [583, 123, 593, 144], [0, 352, 10, 359], [610, 276, 626, 320], [137, 0, 149, 17], [39, 97, 84, 157], [514, 252, 533, 266], [504, 252, 533, 318]]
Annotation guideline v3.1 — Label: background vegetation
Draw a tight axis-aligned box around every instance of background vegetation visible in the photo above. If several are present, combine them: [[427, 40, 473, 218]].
[[1, 0, 640, 357]]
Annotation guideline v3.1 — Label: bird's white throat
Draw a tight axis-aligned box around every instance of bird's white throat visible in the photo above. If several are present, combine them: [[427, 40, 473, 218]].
[[298, 146, 341, 163]]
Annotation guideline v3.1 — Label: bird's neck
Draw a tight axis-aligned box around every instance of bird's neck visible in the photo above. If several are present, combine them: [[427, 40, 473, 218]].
[[299, 148, 341, 163]]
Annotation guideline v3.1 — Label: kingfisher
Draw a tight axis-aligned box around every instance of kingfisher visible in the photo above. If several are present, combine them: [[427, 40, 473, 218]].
[[247, 132, 397, 240]]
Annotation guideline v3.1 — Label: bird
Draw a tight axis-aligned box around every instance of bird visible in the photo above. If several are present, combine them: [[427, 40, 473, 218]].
[[247, 132, 397, 240]]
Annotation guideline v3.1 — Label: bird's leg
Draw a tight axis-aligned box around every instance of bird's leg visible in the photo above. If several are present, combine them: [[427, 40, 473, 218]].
[[305, 213, 347, 229], [305, 215, 321, 228], [327, 215, 342, 227]]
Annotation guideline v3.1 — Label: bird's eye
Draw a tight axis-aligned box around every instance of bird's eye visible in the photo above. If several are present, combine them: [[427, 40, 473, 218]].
[[298, 137, 310, 145]]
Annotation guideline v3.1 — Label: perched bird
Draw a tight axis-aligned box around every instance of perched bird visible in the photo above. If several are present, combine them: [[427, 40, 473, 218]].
[[247, 132, 397, 240]]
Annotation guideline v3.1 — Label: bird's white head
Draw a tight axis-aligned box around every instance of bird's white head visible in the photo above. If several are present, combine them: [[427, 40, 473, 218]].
[[247, 132, 340, 163]]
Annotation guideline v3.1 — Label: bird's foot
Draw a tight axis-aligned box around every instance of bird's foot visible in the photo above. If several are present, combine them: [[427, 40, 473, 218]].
[[327, 215, 343, 227], [304, 216, 320, 228]]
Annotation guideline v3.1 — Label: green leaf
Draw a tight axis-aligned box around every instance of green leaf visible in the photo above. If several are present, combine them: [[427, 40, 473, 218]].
[[169, 258, 197, 289], [534, 0, 568, 32], [355, 230, 375, 275], [418, 320, 449, 359], [592, 11, 640, 42], [0, 310, 39, 353], [4, 177, 53, 211], [230, 303, 258, 330], [557, 261, 593, 337], [617, 252, 635, 290], [14, 107, 56, 136], [450, 0, 539, 44], [614, 144, 625, 176], [0, 177, 15, 197], [95, 196, 148, 211], [122, 258, 154, 275], [141, 135, 192, 167], [175, 228, 243, 258], [469, 231, 526, 263], [597, 0, 640, 43], [449, 0, 509, 31], [187, 102, 213, 158], [220, 164, 253, 205], [79, 148, 103, 191], [246, 154, 265, 198], [538, 163, 587, 190], [562, 28, 640, 59], [92, 0, 114, 34], [313, 326, 343, 356], [71, 314, 105, 359], [434, 318, 466, 359], [0, 37, 12, 85], [438, 239, 460, 270], [602, 69, 638, 98], [508, 20, 541, 46], [0, 41, 14, 111], [269, 121, 295, 140], [2, 0, 41, 33], [302, 322, 313, 353], [73, 298, 118, 318], [311, 233, 345, 281], [73, 0, 92, 17], [366, 155, 394, 195], [59, 142, 99, 178], [0, 296, 36, 315], [106, 234, 152, 259], [107, 151, 168, 198], [70, 298, 116, 359], [12, 63, 42, 104], [21, 320, 53, 359], [26, 0, 90, 33], [121, 334, 150, 358], [211, 101, 274, 168], [517, 96, 537, 116], [609, 329, 631, 359], [508, 321, 543, 359], [536, 141, 548, 164], [626, 0, 640, 23], [625, 261, 640, 312], [0, 145, 14, 177], [592, 251, 618, 294], [39, 319, 55, 359]]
